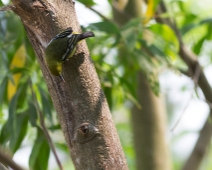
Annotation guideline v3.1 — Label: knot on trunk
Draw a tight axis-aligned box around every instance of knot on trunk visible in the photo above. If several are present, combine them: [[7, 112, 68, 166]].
[[74, 122, 99, 144]]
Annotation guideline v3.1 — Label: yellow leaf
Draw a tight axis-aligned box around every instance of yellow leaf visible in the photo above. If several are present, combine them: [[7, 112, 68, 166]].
[[143, 0, 154, 24], [8, 45, 26, 101]]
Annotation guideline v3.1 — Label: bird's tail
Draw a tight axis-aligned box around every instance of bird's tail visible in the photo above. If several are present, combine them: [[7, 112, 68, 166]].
[[79, 31, 95, 41]]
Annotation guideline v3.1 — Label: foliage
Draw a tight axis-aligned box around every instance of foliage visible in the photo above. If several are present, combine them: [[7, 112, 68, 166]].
[[0, 0, 212, 169], [0, 10, 54, 170]]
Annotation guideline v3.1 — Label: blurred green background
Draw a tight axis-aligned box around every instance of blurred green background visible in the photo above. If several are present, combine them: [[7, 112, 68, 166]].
[[1, 0, 212, 169]]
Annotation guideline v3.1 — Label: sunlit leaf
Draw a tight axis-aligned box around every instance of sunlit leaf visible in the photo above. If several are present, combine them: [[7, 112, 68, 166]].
[[148, 23, 179, 59], [77, 0, 96, 7], [192, 35, 206, 55], [181, 18, 212, 35], [206, 24, 212, 40], [7, 45, 26, 101], [143, 0, 160, 24], [107, 0, 112, 5], [121, 18, 143, 51]]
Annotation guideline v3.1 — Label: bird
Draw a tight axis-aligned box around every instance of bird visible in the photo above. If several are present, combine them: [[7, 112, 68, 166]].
[[44, 27, 95, 81]]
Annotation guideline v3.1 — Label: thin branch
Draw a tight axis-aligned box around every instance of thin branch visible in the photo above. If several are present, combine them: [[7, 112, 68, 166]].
[[170, 92, 193, 132], [171, 64, 201, 131], [0, 5, 15, 12], [0, 163, 8, 170], [28, 79, 63, 170], [179, 68, 212, 110], [0, 149, 24, 170]]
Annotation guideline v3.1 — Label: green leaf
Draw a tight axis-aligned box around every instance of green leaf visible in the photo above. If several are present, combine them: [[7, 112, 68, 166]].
[[104, 86, 112, 110], [148, 23, 179, 59], [149, 23, 179, 51], [38, 86, 53, 124], [28, 101, 38, 127], [181, 18, 212, 35], [121, 18, 141, 30], [89, 21, 119, 34], [8, 88, 22, 135], [192, 35, 206, 55], [9, 112, 28, 153], [48, 124, 61, 131], [0, 88, 28, 152], [107, 0, 112, 4], [121, 18, 143, 51], [0, 76, 7, 111], [55, 143, 69, 153], [206, 24, 212, 40], [29, 128, 50, 170], [8, 90, 20, 118], [77, 0, 96, 7], [139, 39, 167, 58], [16, 81, 28, 109], [0, 121, 11, 144], [181, 23, 198, 35]]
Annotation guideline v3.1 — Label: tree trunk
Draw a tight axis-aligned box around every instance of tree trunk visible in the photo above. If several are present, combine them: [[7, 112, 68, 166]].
[[132, 72, 170, 170], [112, 0, 171, 169], [11, 0, 128, 169]]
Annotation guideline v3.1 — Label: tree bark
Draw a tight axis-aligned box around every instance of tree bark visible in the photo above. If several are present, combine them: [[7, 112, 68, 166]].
[[10, 0, 128, 169], [112, 0, 171, 169]]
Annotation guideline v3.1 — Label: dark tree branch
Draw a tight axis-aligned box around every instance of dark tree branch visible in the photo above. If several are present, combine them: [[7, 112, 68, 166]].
[[0, 5, 15, 11], [0, 149, 24, 170]]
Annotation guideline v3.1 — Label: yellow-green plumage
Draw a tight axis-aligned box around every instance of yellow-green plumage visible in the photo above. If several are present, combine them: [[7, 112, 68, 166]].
[[45, 37, 77, 76], [44, 28, 94, 77]]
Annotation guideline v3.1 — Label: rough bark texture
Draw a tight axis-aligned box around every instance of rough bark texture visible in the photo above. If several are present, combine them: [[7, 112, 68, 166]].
[[10, 0, 128, 169], [113, 0, 171, 169]]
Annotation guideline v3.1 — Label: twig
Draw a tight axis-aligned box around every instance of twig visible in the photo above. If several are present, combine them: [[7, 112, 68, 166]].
[[0, 163, 8, 170], [0, 149, 24, 170], [0, 5, 15, 12], [28, 79, 63, 170], [171, 64, 201, 131], [170, 92, 193, 132]]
